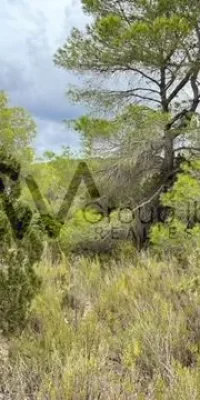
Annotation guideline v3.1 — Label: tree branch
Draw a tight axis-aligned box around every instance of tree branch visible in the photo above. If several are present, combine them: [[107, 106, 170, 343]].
[[167, 69, 192, 104], [128, 66, 160, 87]]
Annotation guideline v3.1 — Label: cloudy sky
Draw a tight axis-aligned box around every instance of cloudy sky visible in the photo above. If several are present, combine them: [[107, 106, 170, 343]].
[[0, 0, 89, 156]]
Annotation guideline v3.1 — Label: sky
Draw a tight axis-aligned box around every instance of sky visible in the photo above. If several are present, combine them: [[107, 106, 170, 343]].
[[0, 0, 89, 156]]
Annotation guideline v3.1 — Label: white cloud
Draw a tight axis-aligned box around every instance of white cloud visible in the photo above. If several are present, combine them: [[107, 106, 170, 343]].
[[33, 117, 82, 156], [0, 0, 89, 154]]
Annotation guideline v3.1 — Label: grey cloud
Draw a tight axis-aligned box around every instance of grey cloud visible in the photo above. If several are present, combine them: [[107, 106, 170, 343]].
[[0, 0, 88, 154], [0, 60, 84, 122]]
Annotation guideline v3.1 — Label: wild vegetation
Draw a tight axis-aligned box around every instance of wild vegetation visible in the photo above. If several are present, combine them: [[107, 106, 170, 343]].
[[1, 0, 200, 398]]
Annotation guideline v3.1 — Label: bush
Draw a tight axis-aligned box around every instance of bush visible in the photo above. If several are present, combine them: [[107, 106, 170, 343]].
[[0, 149, 44, 335], [150, 160, 200, 263], [0, 250, 41, 335]]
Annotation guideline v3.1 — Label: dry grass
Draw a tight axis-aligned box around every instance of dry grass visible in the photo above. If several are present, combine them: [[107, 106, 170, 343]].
[[1, 251, 200, 399]]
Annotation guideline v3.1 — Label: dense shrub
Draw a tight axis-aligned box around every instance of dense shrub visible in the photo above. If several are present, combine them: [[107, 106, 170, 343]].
[[0, 149, 43, 335]]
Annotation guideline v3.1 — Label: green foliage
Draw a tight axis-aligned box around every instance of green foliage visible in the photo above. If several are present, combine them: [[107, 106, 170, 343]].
[[54, 1, 196, 74], [0, 142, 43, 335], [0, 250, 41, 335], [150, 160, 200, 259], [73, 115, 116, 139], [0, 91, 36, 166]]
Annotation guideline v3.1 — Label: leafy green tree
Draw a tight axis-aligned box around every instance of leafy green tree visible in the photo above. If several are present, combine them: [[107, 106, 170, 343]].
[[0, 91, 36, 168], [0, 93, 42, 335], [0, 152, 43, 335], [54, 0, 200, 215]]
